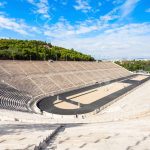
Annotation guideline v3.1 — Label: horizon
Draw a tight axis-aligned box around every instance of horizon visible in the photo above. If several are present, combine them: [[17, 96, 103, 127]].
[[0, 0, 150, 59]]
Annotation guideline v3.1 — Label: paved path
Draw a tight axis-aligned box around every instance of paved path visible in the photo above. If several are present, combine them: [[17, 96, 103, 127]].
[[47, 78, 150, 150], [38, 74, 150, 115]]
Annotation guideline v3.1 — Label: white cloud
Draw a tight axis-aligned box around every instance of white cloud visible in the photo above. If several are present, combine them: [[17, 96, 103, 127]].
[[91, 2, 102, 14], [100, 7, 119, 22], [0, 15, 28, 35], [120, 0, 140, 18], [0, 14, 40, 35], [42, 0, 150, 59], [145, 8, 150, 13], [100, 0, 140, 22], [98, 2, 102, 7], [112, 0, 124, 5], [0, 0, 148, 60], [27, 0, 50, 19], [0, 1, 7, 7], [74, 0, 91, 13], [60, 0, 68, 5], [0, 11, 6, 15], [44, 19, 150, 59], [43, 17, 109, 39]]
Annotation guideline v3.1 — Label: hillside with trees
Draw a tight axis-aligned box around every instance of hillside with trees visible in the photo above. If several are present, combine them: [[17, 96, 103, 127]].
[[0, 39, 94, 61], [115, 60, 150, 73]]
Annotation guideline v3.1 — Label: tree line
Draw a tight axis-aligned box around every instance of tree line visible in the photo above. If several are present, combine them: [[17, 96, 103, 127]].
[[115, 60, 150, 72], [0, 39, 95, 61]]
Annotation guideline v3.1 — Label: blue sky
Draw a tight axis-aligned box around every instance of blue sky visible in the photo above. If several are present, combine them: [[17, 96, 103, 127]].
[[0, 0, 150, 59]]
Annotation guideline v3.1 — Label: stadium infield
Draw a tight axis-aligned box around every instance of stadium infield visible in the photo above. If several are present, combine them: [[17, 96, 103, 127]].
[[37, 74, 150, 115]]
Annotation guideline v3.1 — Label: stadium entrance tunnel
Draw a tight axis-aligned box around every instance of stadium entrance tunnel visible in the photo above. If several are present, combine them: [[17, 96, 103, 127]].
[[37, 75, 150, 115]]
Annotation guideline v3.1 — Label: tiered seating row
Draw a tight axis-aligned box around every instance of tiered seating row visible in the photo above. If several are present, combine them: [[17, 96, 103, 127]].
[[0, 61, 132, 98], [0, 83, 32, 111]]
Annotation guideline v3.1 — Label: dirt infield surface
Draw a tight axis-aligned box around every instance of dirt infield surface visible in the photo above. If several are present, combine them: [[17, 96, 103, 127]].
[[38, 74, 150, 115]]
